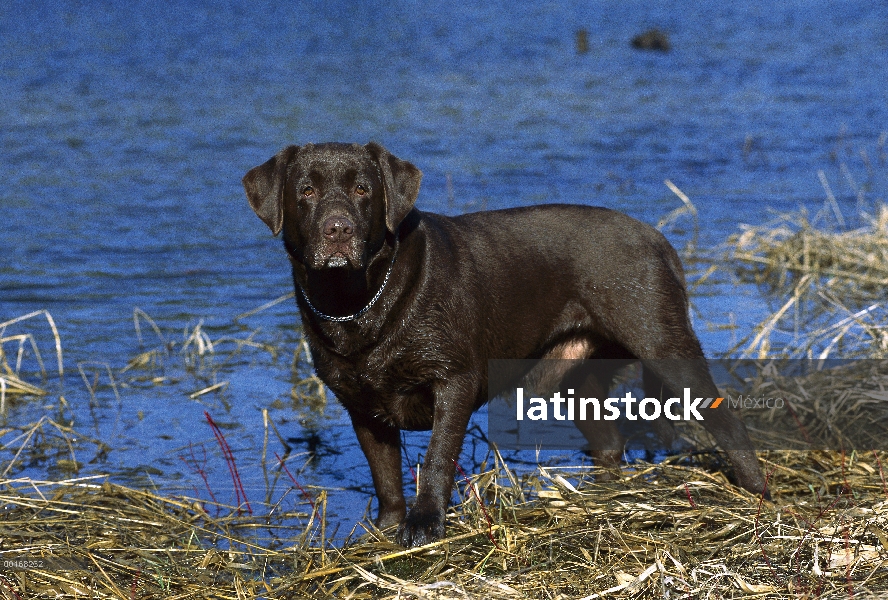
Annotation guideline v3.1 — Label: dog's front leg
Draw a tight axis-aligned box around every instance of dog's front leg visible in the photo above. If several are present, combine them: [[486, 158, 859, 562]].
[[397, 378, 476, 548], [350, 414, 407, 530]]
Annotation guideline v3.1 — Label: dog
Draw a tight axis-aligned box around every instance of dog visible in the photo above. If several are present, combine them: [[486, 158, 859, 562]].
[[243, 142, 767, 547]]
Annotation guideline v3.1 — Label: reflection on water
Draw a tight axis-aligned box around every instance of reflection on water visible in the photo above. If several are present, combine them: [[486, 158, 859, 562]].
[[1, 0, 887, 533]]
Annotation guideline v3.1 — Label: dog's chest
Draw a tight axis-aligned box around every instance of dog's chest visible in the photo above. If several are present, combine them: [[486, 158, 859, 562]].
[[347, 370, 436, 430], [374, 389, 435, 430], [315, 345, 440, 430]]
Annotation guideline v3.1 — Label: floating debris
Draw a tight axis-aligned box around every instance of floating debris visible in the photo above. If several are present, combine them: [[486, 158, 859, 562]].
[[631, 29, 670, 52], [576, 28, 590, 54]]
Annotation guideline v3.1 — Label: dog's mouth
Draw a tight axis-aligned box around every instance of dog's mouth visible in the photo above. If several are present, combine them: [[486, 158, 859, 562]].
[[308, 236, 365, 270], [314, 246, 363, 270]]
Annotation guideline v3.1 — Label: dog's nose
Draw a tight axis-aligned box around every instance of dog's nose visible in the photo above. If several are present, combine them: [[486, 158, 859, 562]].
[[323, 216, 355, 241]]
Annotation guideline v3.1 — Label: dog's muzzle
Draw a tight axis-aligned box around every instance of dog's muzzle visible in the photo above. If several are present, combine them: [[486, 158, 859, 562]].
[[316, 215, 360, 269]]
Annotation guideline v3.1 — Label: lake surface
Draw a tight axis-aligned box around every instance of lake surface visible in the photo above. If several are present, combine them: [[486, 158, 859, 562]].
[[2, 0, 887, 535]]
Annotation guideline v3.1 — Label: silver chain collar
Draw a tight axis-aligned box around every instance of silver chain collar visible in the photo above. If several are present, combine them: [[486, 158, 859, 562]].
[[297, 241, 398, 323]]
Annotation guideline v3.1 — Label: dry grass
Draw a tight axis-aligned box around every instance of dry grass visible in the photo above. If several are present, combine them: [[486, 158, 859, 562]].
[[728, 205, 888, 299], [2, 448, 888, 598], [10, 309, 888, 597], [715, 204, 888, 359], [0, 311, 63, 407]]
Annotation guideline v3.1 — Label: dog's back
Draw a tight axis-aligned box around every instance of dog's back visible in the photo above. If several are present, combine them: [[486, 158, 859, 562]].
[[416, 205, 697, 365]]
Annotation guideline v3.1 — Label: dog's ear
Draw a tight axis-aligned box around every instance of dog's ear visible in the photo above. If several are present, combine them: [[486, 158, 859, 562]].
[[242, 145, 299, 235], [366, 142, 423, 234]]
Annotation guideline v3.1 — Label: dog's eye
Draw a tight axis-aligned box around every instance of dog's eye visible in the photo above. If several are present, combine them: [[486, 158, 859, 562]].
[[354, 185, 368, 196], [301, 186, 315, 198]]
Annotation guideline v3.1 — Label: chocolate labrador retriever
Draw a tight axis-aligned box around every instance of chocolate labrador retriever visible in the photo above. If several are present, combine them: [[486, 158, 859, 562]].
[[243, 142, 767, 547]]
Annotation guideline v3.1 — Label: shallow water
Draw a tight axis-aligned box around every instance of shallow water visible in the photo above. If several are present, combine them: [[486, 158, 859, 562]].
[[2, 0, 887, 535]]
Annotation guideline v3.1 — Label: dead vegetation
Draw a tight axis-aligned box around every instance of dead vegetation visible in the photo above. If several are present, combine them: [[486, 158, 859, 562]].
[[721, 204, 888, 359], [0, 311, 62, 406], [728, 205, 888, 299], [2, 449, 888, 599]]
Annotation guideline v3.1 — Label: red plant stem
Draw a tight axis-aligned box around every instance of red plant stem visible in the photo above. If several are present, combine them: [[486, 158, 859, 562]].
[[180, 442, 218, 506], [0, 576, 22, 600], [399, 435, 418, 485], [131, 567, 141, 600], [205, 411, 252, 514], [683, 483, 697, 508], [787, 487, 845, 592], [784, 401, 813, 445], [275, 452, 315, 509], [873, 450, 888, 499], [453, 459, 500, 549], [845, 519, 853, 599]]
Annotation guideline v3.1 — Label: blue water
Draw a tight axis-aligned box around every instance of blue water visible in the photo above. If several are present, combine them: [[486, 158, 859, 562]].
[[2, 0, 887, 533]]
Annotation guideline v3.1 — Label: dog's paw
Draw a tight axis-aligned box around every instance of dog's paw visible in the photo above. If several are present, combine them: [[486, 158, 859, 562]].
[[736, 471, 772, 501], [728, 452, 772, 500], [395, 506, 445, 547], [594, 469, 620, 482]]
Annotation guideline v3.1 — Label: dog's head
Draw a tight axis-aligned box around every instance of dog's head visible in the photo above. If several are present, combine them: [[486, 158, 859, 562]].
[[243, 142, 422, 270]]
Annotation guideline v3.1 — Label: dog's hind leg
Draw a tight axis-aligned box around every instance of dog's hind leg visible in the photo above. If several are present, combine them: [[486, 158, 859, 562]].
[[590, 268, 768, 496], [642, 357, 768, 497], [642, 367, 679, 450], [562, 363, 625, 480]]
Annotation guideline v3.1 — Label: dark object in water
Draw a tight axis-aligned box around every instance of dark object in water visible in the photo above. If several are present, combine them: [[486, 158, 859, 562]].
[[632, 29, 671, 52], [576, 29, 589, 54]]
